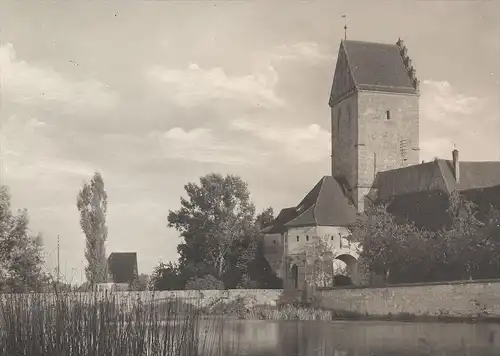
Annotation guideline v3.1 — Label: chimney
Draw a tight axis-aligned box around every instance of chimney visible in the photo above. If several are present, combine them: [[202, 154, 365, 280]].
[[452, 148, 460, 182]]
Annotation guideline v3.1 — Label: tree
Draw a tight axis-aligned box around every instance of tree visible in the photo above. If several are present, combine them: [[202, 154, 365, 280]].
[[185, 275, 225, 290], [168, 173, 257, 288], [0, 185, 46, 292], [348, 204, 438, 284], [349, 192, 500, 284], [303, 237, 336, 288], [439, 192, 500, 280], [255, 207, 274, 230], [76, 172, 108, 286], [149, 261, 188, 291], [129, 273, 150, 291]]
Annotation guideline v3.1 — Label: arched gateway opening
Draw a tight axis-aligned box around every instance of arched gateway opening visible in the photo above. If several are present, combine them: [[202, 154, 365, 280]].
[[333, 254, 358, 286]]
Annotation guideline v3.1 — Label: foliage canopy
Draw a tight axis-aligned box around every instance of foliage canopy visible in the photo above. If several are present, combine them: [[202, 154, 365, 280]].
[[153, 173, 281, 290]]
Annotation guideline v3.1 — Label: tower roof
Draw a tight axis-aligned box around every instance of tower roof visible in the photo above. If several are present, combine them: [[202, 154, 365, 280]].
[[284, 176, 358, 228], [342, 40, 417, 92], [329, 39, 419, 106]]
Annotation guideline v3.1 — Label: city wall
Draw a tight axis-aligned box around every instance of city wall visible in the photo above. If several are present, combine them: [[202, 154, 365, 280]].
[[8, 279, 500, 319], [317, 279, 500, 318]]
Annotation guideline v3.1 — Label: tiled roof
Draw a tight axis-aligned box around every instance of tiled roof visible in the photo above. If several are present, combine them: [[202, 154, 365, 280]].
[[450, 161, 500, 191], [342, 40, 418, 94], [372, 159, 500, 201], [260, 207, 297, 234], [284, 176, 358, 227], [107, 252, 138, 284]]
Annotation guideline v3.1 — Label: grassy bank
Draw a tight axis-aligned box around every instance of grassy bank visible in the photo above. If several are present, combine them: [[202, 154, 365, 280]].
[[0, 291, 239, 356], [237, 305, 500, 324], [207, 296, 500, 323]]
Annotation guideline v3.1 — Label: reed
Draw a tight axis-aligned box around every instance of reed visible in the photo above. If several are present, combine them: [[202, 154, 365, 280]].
[[0, 290, 238, 356], [243, 304, 333, 321]]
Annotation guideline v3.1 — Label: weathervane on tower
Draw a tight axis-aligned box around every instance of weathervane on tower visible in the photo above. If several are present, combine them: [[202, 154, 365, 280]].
[[342, 15, 347, 40]]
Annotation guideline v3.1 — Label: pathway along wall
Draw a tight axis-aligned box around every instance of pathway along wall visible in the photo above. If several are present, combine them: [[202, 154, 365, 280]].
[[317, 279, 500, 318]]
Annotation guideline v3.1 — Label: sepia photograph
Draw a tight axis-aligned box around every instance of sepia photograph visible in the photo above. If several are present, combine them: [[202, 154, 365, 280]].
[[0, 0, 499, 355]]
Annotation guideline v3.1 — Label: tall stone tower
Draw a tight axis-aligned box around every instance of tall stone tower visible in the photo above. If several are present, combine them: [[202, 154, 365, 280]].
[[329, 39, 420, 213]]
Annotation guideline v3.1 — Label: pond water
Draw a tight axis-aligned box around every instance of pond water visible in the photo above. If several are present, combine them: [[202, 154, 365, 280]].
[[199, 319, 500, 356]]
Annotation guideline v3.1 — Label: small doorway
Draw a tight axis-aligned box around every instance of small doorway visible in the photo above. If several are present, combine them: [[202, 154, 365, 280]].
[[291, 264, 298, 289]]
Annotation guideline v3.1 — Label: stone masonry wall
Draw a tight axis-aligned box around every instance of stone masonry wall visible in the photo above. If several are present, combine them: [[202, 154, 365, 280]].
[[356, 90, 420, 212], [331, 93, 358, 190], [10, 289, 284, 310], [318, 279, 500, 318], [9, 280, 500, 318]]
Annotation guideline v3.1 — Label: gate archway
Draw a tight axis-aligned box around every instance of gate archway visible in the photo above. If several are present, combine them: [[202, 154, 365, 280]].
[[334, 254, 358, 285]]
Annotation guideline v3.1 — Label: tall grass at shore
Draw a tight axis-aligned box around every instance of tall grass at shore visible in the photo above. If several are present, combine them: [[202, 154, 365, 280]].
[[243, 304, 333, 321], [0, 291, 238, 356]]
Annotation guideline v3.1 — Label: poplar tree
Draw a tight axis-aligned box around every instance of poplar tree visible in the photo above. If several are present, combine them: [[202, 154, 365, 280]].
[[77, 172, 108, 286]]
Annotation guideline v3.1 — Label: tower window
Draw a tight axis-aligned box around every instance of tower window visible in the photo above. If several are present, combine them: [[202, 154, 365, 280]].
[[306, 235, 309, 241], [386, 110, 391, 120], [400, 138, 409, 162], [296, 236, 299, 242]]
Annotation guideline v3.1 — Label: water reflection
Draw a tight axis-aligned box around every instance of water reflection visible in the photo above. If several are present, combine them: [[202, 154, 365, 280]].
[[203, 319, 500, 356]]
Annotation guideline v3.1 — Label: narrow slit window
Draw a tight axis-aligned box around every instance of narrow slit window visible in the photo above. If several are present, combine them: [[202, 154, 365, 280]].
[[306, 235, 309, 241], [386, 110, 391, 120], [296, 236, 299, 242]]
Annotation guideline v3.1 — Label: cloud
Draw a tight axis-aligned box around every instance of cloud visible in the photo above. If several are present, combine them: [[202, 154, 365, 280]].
[[420, 137, 454, 160], [268, 42, 331, 63], [421, 80, 485, 123], [147, 63, 282, 108], [0, 43, 118, 111], [1, 115, 95, 182], [419, 79, 495, 161], [149, 127, 268, 165], [231, 118, 330, 163]]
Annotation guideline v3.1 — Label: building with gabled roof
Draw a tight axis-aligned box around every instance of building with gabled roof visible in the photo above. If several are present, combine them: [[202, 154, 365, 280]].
[[107, 252, 139, 285], [368, 154, 500, 231], [262, 37, 500, 290], [285, 176, 358, 228]]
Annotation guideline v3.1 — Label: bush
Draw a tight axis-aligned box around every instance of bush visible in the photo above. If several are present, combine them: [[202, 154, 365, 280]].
[[244, 304, 332, 321], [185, 275, 225, 290]]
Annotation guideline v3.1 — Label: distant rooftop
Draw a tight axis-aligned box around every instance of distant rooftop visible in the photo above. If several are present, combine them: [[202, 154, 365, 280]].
[[372, 159, 500, 201], [107, 252, 138, 284]]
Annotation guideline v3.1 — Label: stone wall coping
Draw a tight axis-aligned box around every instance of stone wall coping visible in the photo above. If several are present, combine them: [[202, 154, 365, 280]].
[[318, 278, 500, 291]]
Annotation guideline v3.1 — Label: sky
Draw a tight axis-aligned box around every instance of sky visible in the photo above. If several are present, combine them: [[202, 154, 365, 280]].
[[0, 0, 499, 284]]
